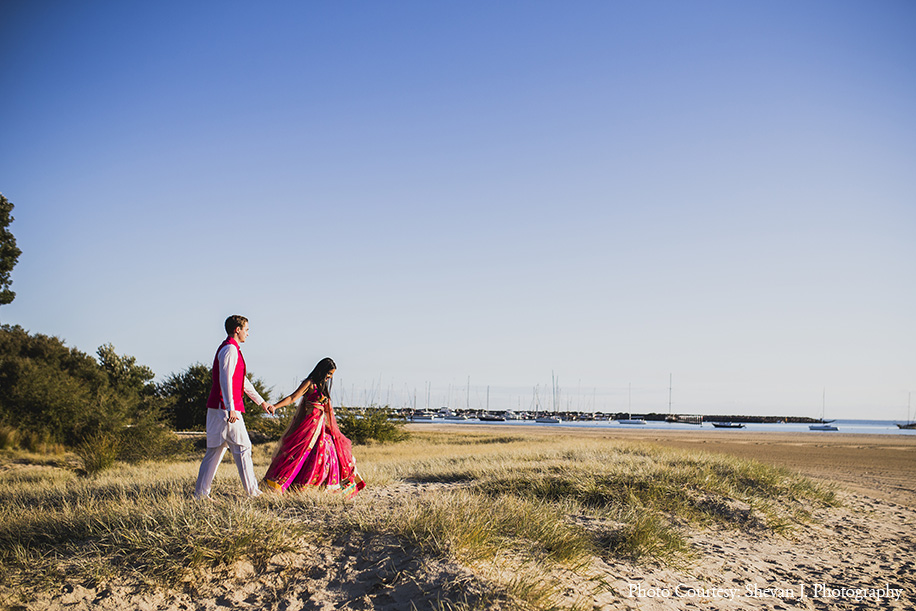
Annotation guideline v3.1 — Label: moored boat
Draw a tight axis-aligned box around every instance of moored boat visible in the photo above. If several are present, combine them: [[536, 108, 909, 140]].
[[810, 390, 838, 431], [478, 412, 506, 421], [617, 413, 646, 425], [535, 414, 562, 423], [897, 393, 914, 429]]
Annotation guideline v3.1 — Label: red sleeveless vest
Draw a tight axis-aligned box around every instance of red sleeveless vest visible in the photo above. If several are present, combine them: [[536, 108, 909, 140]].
[[206, 337, 247, 412]]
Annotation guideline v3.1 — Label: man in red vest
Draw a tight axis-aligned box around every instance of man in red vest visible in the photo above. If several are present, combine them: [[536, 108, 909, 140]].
[[194, 315, 276, 499]]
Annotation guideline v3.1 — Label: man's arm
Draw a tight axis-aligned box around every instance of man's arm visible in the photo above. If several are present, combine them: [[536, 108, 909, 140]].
[[244, 377, 275, 414]]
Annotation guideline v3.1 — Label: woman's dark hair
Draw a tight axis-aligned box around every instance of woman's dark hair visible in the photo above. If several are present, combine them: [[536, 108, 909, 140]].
[[306, 357, 336, 399]]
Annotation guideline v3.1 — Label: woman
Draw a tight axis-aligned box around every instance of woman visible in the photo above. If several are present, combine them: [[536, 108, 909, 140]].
[[262, 358, 365, 497]]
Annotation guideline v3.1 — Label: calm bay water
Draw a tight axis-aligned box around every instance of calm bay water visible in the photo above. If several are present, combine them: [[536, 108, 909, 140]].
[[415, 418, 916, 436]]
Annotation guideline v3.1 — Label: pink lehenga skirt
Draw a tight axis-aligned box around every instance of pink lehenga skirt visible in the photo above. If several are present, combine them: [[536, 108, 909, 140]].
[[263, 402, 364, 498]]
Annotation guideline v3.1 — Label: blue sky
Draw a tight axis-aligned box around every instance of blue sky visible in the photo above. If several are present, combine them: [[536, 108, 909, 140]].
[[1, 1, 914, 419]]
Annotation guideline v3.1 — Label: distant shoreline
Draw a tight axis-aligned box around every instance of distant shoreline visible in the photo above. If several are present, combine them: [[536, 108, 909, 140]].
[[397, 415, 916, 436], [399, 409, 833, 423]]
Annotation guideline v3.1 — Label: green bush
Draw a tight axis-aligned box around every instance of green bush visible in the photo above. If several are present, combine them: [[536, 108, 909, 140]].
[[157, 363, 273, 433], [336, 406, 408, 444], [75, 432, 122, 475], [0, 425, 19, 450], [246, 403, 295, 441], [0, 325, 178, 462]]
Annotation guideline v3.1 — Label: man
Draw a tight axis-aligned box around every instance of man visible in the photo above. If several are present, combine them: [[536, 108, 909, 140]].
[[194, 315, 275, 499]]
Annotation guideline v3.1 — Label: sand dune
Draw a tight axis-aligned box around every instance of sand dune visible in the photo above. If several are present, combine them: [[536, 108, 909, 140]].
[[7, 428, 914, 610]]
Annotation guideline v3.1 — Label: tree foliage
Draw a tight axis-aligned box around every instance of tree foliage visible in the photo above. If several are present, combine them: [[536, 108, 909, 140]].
[[0, 325, 172, 457], [97, 342, 155, 395], [157, 363, 211, 431], [157, 362, 273, 433], [336, 406, 408, 444], [0, 194, 22, 307]]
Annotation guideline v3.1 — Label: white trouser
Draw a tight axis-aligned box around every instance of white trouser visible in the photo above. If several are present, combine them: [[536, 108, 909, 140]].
[[194, 408, 261, 498]]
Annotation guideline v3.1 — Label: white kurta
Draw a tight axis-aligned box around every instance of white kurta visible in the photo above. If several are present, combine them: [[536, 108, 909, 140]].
[[195, 340, 267, 499], [206, 342, 266, 448]]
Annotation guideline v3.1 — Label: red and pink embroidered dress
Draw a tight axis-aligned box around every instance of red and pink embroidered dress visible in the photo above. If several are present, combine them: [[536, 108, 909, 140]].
[[263, 385, 365, 497]]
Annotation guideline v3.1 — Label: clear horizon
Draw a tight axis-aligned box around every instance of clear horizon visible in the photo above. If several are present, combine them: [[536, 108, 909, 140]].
[[1, 1, 914, 420]]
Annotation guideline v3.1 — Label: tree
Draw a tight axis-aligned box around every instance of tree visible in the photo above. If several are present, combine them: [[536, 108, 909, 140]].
[[93, 342, 174, 461], [158, 363, 272, 431], [0, 325, 175, 459], [0, 325, 108, 445], [158, 363, 211, 431], [335, 406, 408, 444], [0, 194, 22, 308], [97, 343, 156, 395]]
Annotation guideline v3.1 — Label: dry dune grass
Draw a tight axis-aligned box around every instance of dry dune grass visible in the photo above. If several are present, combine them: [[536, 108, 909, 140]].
[[0, 429, 884, 611]]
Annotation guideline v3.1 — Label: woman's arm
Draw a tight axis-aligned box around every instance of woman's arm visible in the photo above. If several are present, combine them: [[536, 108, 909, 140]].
[[274, 379, 312, 409]]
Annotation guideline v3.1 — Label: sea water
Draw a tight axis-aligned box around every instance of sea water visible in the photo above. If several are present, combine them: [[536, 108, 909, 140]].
[[419, 418, 916, 436]]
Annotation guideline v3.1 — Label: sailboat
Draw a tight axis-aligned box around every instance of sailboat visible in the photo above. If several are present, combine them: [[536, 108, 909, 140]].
[[535, 414, 561, 423], [534, 379, 562, 423], [617, 383, 646, 424], [809, 389, 838, 431], [897, 393, 915, 429], [439, 408, 469, 420], [478, 386, 506, 421]]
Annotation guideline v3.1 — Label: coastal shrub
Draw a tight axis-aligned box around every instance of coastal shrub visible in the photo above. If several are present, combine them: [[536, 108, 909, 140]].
[[336, 406, 408, 444], [377, 489, 591, 565], [116, 423, 193, 463], [245, 399, 293, 442], [0, 326, 172, 457], [157, 363, 274, 433], [75, 432, 122, 475], [0, 425, 19, 450], [597, 511, 694, 564], [156, 363, 210, 430]]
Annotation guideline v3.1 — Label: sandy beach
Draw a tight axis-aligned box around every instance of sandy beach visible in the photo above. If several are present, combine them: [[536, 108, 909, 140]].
[[410, 425, 916, 609], [7, 426, 915, 611]]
